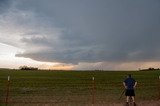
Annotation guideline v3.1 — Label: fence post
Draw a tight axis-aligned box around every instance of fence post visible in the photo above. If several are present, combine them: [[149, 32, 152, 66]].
[[5, 76, 10, 106], [92, 77, 95, 106], [159, 75, 160, 99]]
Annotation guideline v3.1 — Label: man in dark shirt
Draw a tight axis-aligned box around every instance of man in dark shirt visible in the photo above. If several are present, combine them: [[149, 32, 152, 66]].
[[123, 74, 137, 106]]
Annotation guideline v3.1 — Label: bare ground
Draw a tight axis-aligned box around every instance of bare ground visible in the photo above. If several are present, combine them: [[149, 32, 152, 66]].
[[104, 100, 160, 106], [8, 100, 160, 106]]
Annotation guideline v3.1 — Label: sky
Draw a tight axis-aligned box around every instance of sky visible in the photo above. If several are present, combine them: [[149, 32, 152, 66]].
[[0, 0, 160, 70]]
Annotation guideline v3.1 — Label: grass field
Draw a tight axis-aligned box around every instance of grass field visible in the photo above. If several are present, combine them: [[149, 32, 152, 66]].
[[0, 69, 160, 106]]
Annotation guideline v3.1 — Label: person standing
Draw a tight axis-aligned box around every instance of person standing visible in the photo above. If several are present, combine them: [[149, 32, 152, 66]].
[[123, 74, 137, 106]]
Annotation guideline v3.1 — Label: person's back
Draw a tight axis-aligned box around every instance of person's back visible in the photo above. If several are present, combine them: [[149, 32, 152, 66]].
[[124, 77, 136, 90]]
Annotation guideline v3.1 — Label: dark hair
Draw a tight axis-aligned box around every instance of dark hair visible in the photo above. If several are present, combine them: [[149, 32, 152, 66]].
[[128, 74, 131, 78]]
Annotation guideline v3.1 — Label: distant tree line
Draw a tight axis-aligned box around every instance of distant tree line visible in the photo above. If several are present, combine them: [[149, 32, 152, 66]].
[[139, 68, 160, 71], [19, 66, 38, 70]]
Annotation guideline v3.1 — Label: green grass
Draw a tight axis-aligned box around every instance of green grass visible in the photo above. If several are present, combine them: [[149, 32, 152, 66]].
[[0, 69, 160, 105]]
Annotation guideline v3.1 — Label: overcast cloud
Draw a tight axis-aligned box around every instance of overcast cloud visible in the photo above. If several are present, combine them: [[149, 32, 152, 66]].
[[0, 0, 160, 69]]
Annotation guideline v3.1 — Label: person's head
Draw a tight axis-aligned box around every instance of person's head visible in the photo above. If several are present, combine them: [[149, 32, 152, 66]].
[[128, 74, 132, 78]]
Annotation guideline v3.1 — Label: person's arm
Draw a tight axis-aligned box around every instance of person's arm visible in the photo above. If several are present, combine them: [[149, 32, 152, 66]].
[[134, 81, 137, 88], [123, 82, 127, 89]]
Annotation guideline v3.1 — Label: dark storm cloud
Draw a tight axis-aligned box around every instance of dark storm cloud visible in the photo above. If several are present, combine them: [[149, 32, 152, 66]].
[[0, 0, 12, 13], [3, 0, 160, 63]]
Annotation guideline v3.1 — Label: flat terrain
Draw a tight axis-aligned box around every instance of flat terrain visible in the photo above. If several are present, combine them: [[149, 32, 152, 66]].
[[0, 69, 160, 106]]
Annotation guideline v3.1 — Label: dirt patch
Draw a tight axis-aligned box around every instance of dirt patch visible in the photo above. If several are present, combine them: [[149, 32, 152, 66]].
[[136, 100, 160, 106], [99, 100, 160, 106], [11, 100, 159, 106]]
